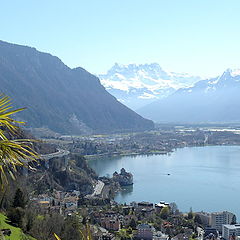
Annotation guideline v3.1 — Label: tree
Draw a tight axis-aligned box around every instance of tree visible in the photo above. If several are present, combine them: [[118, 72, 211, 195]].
[[0, 94, 38, 186], [129, 218, 137, 229], [13, 188, 26, 209], [188, 208, 193, 219], [7, 207, 25, 227], [160, 207, 170, 220], [231, 215, 237, 225], [194, 214, 202, 225], [169, 202, 179, 215]]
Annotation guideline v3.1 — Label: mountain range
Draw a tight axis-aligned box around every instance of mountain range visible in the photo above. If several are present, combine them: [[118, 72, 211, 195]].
[[99, 63, 201, 110], [0, 40, 153, 134], [139, 69, 240, 123]]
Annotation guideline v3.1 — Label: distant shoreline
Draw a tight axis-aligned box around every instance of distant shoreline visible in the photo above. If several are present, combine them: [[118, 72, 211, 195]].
[[85, 143, 240, 161], [85, 150, 170, 160]]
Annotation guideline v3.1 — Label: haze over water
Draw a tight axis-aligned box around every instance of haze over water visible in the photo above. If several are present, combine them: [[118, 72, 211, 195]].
[[89, 146, 240, 218]]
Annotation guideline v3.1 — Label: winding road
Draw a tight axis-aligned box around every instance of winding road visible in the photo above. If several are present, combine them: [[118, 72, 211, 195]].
[[41, 148, 70, 160]]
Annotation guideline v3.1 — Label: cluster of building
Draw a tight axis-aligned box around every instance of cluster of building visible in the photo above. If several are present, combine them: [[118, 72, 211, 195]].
[[31, 190, 80, 216], [91, 205, 239, 240], [91, 210, 168, 240], [197, 211, 238, 240], [89, 201, 170, 240], [135, 224, 168, 240], [31, 187, 240, 240]]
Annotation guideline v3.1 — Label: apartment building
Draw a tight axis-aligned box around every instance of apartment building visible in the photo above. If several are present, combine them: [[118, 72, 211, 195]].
[[222, 224, 240, 240], [210, 211, 235, 232]]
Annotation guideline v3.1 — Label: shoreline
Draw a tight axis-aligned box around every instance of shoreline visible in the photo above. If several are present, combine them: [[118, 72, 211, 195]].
[[85, 143, 240, 161], [85, 150, 170, 161]]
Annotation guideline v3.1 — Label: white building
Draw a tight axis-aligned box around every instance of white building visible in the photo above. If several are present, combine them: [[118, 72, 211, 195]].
[[153, 231, 169, 240], [222, 224, 240, 240], [210, 211, 235, 232]]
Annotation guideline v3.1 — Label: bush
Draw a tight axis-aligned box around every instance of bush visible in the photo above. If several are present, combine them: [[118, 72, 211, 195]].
[[7, 207, 25, 227]]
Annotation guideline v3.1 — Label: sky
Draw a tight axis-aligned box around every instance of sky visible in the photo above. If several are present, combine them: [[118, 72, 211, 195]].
[[1, 0, 240, 78]]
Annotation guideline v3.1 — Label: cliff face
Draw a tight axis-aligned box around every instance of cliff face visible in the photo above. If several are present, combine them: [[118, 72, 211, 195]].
[[28, 154, 97, 195], [49, 154, 97, 194], [0, 40, 154, 134]]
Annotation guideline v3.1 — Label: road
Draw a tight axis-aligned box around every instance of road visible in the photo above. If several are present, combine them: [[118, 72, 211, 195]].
[[41, 148, 70, 160], [92, 180, 105, 196]]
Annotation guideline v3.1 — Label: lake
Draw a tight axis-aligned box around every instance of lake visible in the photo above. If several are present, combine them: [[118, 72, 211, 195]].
[[88, 146, 240, 218]]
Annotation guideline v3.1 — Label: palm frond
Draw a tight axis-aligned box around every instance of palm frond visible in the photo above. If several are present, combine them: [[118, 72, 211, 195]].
[[0, 94, 25, 134], [54, 224, 93, 240], [54, 233, 61, 240], [0, 94, 39, 186]]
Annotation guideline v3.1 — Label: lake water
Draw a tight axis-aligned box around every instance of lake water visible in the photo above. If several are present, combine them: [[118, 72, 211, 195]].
[[88, 146, 240, 218]]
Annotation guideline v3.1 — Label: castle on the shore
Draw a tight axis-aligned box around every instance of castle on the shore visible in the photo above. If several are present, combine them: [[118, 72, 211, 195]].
[[113, 168, 133, 186]]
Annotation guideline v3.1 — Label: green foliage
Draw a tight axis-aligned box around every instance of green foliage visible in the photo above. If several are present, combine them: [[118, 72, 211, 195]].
[[29, 213, 64, 240], [12, 188, 26, 209], [169, 202, 179, 215], [160, 207, 170, 220], [0, 213, 35, 239], [191, 233, 198, 239], [129, 218, 137, 229], [126, 227, 132, 234], [188, 211, 193, 220], [231, 215, 237, 225], [153, 217, 162, 231], [57, 217, 82, 240], [194, 214, 202, 225], [116, 229, 132, 240], [7, 207, 25, 227]]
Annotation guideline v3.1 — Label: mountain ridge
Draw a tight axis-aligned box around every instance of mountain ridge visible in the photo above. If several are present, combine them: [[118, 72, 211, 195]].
[[0, 40, 154, 134]]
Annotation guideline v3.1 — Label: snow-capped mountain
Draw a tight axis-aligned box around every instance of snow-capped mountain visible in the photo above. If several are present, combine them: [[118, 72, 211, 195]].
[[139, 69, 240, 123], [99, 63, 201, 110], [179, 68, 240, 94]]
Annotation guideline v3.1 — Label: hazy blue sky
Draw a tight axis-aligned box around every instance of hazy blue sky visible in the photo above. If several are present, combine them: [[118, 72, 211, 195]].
[[1, 0, 240, 77]]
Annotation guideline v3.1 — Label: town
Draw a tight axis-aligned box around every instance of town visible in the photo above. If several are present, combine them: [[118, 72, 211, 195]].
[[31, 186, 239, 240], [35, 124, 240, 159]]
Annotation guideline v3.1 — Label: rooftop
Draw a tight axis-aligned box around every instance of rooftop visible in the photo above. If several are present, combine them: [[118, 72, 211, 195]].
[[223, 224, 240, 230]]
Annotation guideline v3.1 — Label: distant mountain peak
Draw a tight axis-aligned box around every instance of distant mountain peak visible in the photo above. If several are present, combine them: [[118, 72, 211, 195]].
[[99, 63, 201, 110], [139, 67, 240, 123], [221, 68, 232, 78], [215, 68, 240, 79]]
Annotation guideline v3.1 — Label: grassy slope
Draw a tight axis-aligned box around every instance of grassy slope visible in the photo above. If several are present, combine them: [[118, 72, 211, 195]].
[[0, 213, 36, 240]]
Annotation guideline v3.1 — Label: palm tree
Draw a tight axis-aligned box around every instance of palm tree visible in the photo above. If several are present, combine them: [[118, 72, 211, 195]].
[[0, 94, 38, 186]]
